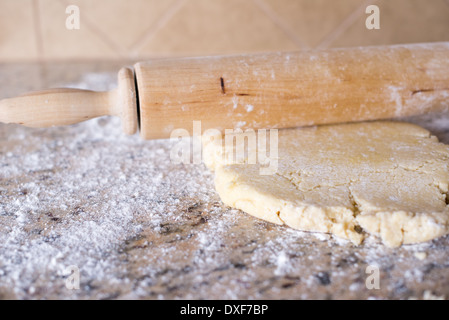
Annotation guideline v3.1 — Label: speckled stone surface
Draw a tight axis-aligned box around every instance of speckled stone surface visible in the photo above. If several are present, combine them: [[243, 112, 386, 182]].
[[0, 62, 448, 300]]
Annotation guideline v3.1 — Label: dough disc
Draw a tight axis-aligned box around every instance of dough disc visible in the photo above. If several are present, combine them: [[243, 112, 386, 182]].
[[202, 121, 449, 247]]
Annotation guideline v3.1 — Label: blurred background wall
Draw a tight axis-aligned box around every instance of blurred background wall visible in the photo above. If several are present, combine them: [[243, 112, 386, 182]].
[[1, 0, 449, 62]]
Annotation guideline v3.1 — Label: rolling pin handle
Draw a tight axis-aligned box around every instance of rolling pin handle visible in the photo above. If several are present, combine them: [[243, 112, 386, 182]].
[[0, 67, 138, 135]]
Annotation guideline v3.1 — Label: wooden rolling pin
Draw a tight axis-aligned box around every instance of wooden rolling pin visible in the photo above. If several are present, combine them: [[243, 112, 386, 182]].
[[1, 42, 449, 140]]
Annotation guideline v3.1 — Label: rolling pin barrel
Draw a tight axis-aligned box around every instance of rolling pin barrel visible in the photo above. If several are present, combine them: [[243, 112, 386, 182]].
[[0, 42, 448, 140], [135, 42, 449, 139]]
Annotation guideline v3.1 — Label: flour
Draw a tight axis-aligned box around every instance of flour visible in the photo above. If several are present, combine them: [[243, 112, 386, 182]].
[[1, 71, 449, 299]]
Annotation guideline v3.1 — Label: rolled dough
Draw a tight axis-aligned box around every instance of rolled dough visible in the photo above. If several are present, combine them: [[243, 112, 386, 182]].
[[202, 121, 449, 247]]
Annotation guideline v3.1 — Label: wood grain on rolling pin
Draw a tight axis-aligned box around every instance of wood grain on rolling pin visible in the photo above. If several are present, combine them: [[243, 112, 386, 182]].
[[0, 43, 448, 140], [135, 42, 449, 140]]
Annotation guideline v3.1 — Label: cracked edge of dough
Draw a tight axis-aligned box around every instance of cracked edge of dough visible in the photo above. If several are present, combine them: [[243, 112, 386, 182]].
[[356, 211, 449, 247], [214, 165, 365, 245], [215, 165, 449, 247]]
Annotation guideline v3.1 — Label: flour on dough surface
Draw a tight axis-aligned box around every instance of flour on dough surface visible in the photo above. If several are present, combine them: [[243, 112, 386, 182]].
[[202, 121, 449, 247]]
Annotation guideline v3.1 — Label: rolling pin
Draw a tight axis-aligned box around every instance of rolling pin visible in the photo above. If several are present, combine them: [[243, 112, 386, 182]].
[[1, 42, 449, 140]]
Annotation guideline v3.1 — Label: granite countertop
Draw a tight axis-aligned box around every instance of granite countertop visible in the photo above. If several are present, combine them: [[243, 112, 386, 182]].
[[0, 62, 448, 300]]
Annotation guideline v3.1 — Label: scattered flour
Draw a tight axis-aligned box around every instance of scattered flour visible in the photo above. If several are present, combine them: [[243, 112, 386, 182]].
[[0, 72, 448, 299]]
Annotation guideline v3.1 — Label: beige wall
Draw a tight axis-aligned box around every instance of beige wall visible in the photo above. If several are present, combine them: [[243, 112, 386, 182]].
[[1, 0, 449, 62]]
